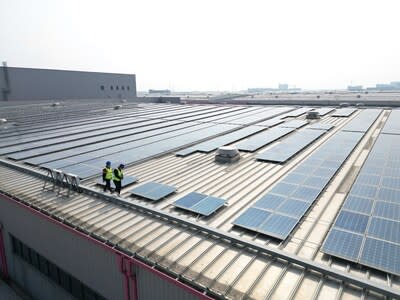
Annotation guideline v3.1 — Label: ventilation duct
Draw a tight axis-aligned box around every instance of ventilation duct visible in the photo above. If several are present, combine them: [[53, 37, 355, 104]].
[[306, 111, 320, 119], [215, 146, 240, 163]]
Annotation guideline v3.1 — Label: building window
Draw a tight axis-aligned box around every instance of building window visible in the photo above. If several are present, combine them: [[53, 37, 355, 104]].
[[110, 85, 114, 90], [127, 86, 130, 91], [121, 86, 125, 91], [10, 235, 106, 300], [116, 86, 119, 90], [100, 85, 104, 91]]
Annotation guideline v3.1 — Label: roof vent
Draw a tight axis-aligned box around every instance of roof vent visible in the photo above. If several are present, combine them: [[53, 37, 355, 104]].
[[0, 118, 7, 124], [340, 102, 350, 107], [356, 102, 364, 107], [120, 99, 127, 103], [215, 146, 240, 163], [114, 105, 122, 110], [306, 111, 320, 119], [51, 102, 60, 107]]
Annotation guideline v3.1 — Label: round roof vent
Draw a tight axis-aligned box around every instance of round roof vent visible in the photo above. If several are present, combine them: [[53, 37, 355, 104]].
[[114, 105, 122, 110], [215, 146, 240, 163], [51, 102, 60, 107], [306, 111, 320, 119], [0, 118, 7, 124]]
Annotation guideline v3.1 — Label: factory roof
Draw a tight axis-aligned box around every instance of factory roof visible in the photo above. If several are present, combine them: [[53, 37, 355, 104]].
[[0, 99, 399, 299]]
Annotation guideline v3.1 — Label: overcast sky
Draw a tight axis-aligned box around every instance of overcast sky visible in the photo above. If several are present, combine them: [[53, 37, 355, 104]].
[[1, 0, 399, 91]]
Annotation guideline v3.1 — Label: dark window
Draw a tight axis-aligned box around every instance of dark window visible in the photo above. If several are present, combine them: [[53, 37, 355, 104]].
[[127, 86, 130, 91], [116, 86, 119, 90], [110, 85, 114, 90], [10, 235, 104, 300], [121, 86, 125, 90], [38, 255, 49, 275], [100, 85, 104, 91]]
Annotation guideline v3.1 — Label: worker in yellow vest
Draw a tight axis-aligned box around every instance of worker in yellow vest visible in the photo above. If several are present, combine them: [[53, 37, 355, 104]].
[[102, 161, 114, 193], [113, 164, 125, 196]]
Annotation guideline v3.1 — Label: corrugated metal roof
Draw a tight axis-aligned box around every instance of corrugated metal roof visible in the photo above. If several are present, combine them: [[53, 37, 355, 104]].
[[0, 100, 399, 299]]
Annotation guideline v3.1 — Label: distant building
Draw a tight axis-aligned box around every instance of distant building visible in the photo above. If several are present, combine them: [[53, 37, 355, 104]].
[[278, 83, 289, 90], [347, 85, 363, 91], [149, 89, 171, 95], [0, 65, 137, 101]]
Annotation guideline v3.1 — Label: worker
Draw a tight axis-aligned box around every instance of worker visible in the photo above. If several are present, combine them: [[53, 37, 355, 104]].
[[102, 161, 113, 193], [113, 164, 125, 196]]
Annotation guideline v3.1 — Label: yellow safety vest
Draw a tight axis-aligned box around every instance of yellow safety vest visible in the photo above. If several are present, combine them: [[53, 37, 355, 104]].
[[104, 167, 113, 180], [114, 168, 123, 182]]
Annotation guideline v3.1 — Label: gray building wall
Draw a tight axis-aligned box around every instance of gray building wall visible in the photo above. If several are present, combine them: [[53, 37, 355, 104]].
[[0, 196, 206, 300], [0, 198, 125, 300], [0, 67, 137, 101]]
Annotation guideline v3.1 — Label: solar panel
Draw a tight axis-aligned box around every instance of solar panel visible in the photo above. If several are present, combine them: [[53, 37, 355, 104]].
[[96, 175, 138, 189], [341, 109, 382, 132], [332, 108, 357, 117], [381, 110, 400, 135], [283, 107, 314, 117], [173, 192, 226, 216], [321, 133, 400, 276], [279, 120, 309, 129], [312, 108, 335, 116], [257, 129, 326, 163], [236, 127, 295, 152], [176, 126, 265, 156], [130, 182, 176, 201], [233, 128, 367, 240], [306, 123, 334, 131]]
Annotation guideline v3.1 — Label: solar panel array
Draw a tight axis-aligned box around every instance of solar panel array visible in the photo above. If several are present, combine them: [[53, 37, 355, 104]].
[[96, 175, 138, 189], [332, 108, 357, 117], [173, 192, 226, 216], [341, 109, 382, 132], [130, 182, 176, 201], [236, 127, 295, 152], [279, 120, 309, 129], [233, 130, 365, 240], [322, 133, 400, 276], [306, 123, 334, 131], [256, 128, 327, 163], [284, 107, 314, 117], [175, 125, 265, 156], [381, 109, 400, 135], [312, 108, 335, 116]]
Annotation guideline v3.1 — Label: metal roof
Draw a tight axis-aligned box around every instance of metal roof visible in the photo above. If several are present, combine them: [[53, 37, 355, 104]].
[[0, 100, 399, 299]]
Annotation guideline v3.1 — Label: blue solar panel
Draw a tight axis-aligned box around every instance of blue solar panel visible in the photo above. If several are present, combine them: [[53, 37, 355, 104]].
[[253, 194, 286, 211], [322, 229, 363, 260], [367, 218, 400, 244], [279, 120, 309, 129], [360, 238, 400, 275], [236, 127, 295, 152], [342, 196, 374, 215], [257, 129, 326, 163], [276, 200, 309, 218], [258, 214, 298, 239], [233, 208, 271, 230], [191, 196, 226, 216], [341, 109, 382, 132], [234, 129, 368, 240], [372, 201, 400, 221], [332, 108, 357, 117], [334, 211, 369, 234], [174, 192, 206, 207], [322, 133, 400, 276], [381, 110, 400, 135], [130, 182, 176, 201], [173, 192, 226, 216], [96, 175, 138, 189]]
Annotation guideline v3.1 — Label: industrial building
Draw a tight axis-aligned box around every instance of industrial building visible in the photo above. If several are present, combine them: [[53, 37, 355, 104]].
[[0, 65, 137, 101], [0, 100, 400, 300]]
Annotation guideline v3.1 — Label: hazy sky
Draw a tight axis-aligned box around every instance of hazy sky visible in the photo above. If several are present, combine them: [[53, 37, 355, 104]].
[[1, 0, 399, 91]]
